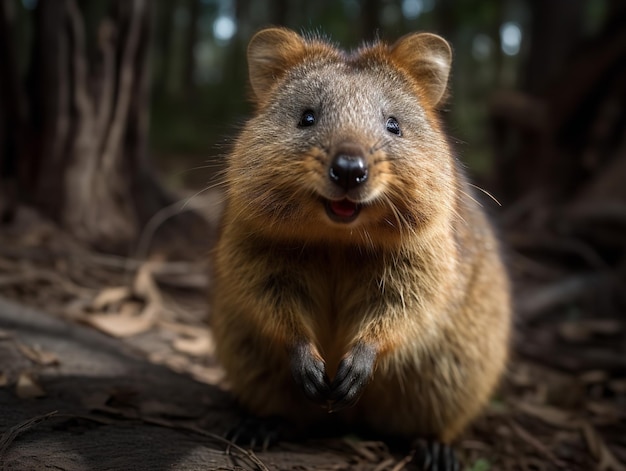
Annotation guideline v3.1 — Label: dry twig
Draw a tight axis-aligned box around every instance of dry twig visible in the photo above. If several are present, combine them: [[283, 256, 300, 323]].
[[0, 411, 58, 459]]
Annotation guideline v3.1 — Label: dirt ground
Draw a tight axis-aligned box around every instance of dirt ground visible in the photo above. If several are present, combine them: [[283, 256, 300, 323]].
[[0, 202, 625, 471]]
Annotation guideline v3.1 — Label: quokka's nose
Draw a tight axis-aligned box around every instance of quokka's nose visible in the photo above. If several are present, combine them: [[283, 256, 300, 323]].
[[329, 154, 368, 191]]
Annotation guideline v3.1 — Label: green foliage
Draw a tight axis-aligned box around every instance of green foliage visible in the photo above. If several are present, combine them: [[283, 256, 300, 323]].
[[150, 92, 246, 157], [148, 0, 531, 182], [469, 458, 491, 471]]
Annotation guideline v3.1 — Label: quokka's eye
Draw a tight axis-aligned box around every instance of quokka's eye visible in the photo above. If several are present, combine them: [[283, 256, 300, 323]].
[[386, 117, 401, 136], [298, 110, 316, 127]]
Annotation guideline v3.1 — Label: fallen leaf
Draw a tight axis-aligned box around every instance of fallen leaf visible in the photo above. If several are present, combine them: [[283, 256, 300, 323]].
[[84, 303, 157, 338], [134, 262, 163, 304], [118, 300, 143, 317], [514, 401, 580, 429], [559, 319, 622, 343], [154, 272, 208, 290], [609, 379, 626, 394], [162, 353, 190, 372], [160, 320, 206, 336], [507, 363, 534, 387], [586, 400, 624, 419], [0, 329, 13, 340], [16, 343, 60, 366], [172, 331, 214, 357], [92, 286, 133, 310], [15, 372, 46, 399], [579, 370, 608, 384], [139, 260, 208, 289], [64, 297, 93, 319], [188, 364, 225, 386], [582, 422, 626, 471]]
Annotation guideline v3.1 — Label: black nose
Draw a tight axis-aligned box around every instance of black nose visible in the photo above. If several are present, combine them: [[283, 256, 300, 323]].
[[329, 154, 368, 190]]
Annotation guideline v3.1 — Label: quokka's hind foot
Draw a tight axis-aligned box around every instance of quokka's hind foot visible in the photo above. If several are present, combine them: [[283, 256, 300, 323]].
[[225, 415, 283, 450], [412, 440, 460, 471]]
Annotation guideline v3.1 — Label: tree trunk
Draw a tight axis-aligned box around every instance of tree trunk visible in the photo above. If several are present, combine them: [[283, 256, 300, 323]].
[[524, 0, 585, 95], [182, 0, 201, 101], [1, 0, 197, 254], [0, 0, 23, 222], [361, 0, 379, 41], [152, 0, 177, 97], [271, 0, 290, 26], [490, 3, 626, 206]]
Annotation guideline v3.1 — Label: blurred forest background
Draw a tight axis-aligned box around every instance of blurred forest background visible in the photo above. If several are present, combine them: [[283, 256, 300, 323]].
[[2, 0, 625, 252], [1, 0, 626, 469]]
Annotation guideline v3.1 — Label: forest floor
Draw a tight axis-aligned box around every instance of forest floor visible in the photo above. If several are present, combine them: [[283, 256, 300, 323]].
[[0, 199, 625, 471]]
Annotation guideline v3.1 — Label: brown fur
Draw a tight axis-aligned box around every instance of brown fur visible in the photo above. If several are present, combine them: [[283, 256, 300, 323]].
[[211, 28, 511, 444]]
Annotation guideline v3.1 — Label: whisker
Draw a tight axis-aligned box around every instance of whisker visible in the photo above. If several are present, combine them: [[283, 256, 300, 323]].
[[459, 190, 483, 209], [182, 183, 224, 210], [467, 183, 502, 206], [370, 137, 391, 154], [381, 193, 416, 244], [360, 228, 375, 251], [183, 161, 225, 172]]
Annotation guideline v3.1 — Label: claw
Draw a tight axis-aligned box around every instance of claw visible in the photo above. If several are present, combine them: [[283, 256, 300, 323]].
[[328, 342, 376, 412], [290, 342, 331, 404], [413, 440, 459, 471], [225, 416, 282, 450]]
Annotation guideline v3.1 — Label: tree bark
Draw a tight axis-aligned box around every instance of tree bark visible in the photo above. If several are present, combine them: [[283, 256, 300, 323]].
[[524, 0, 584, 95], [182, 0, 201, 100], [153, 0, 177, 97], [490, 4, 626, 206], [62, 0, 151, 252], [0, 0, 23, 222], [8, 0, 193, 254], [25, 0, 69, 218], [361, 0, 380, 41]]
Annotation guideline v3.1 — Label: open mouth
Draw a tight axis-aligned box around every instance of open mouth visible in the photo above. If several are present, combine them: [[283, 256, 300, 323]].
[[324, 199, 361, 223]]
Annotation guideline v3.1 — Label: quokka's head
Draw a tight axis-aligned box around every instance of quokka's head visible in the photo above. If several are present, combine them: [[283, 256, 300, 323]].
[[225, 27, 458, 246]]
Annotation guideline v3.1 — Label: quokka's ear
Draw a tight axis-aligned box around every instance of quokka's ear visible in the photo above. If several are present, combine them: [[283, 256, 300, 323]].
[[247, 28, 305, 101], [390, 32, 452, 107]]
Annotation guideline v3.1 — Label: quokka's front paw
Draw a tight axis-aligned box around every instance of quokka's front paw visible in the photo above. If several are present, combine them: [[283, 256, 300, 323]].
[[290, 342, 330, 405], [329, 342, 376, 412]]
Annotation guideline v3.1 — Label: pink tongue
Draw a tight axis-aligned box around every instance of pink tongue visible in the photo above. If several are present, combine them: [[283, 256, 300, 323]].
[[330, 200, 357, 218]]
